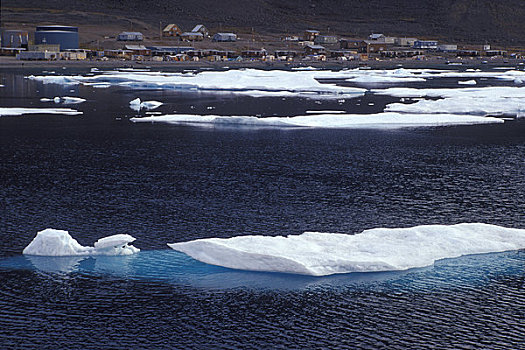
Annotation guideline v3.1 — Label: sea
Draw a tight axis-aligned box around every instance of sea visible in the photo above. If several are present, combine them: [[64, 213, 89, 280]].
[[0, 65, 524, 349]]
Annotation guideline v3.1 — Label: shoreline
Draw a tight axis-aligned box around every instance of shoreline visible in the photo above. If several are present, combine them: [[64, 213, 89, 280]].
[[0, 56, 523, 72]]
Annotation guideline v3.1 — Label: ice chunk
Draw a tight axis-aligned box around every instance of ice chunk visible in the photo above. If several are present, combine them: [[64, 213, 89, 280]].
[[94, 234, 136, 249], [168, 223, 525, 276], [23, 229, 139, 256], [131, 112, 503, 129], [23, 229, 93, 256], [458, 80, 477, 85], [129, 98, 163, 111], [0, 107, 82, 116], [60, 96, 86, 104]]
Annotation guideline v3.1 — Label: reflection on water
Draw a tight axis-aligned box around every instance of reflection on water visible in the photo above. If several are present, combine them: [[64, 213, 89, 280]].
[[1, 250, 523, 291]]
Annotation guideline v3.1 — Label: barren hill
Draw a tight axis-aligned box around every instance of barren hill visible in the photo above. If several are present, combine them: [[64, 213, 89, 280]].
[[2, 0, 525, 48]]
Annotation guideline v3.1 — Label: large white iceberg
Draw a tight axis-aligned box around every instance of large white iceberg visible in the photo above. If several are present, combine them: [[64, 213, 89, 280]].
[[373, 86, 525, 116], [23, 229, 139, 256], [130, 112, 503, 129], [168, 223, 525, 276]]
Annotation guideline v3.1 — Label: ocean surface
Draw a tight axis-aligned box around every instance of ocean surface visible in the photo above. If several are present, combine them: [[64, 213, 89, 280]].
[[0, 66, 524, 349]]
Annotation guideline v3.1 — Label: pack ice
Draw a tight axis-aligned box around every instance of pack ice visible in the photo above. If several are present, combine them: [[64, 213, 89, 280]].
[[23, 229, 139, 256], [168, 223, 525, 276]]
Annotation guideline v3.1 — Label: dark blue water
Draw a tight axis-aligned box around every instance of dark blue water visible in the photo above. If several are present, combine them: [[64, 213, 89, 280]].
[[1, 68, 524, 349]]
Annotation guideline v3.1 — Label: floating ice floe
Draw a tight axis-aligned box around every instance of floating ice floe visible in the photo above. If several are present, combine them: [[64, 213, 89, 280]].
[[23, 228, 139, 256], [374, 86, 525, 116], [129, 98, 163, 111], [0, 107, 82, 116], [130, 112, 503, 129], [40, 96, 86, 104], [458, 80, 477, 85], [27, 69, 367, 99], [168, 223, 525, 276]]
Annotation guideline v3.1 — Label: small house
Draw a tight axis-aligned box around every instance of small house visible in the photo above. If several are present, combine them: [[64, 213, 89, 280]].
[[117, 32, 144, 41], [314, 36, 338, 45], [212, 33, 237, 42], [191, 25, 209, 37], [163, 24, 182, 37], [305, 44, 326, 55], [364, 40, 388, 53], [304, 30, 320, 41], [180, 32, 204, 41]]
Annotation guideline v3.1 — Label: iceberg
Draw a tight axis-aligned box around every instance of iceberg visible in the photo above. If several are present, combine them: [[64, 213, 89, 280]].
[[0, 107, 82, 116], [130, 112, 503, 129], [374, 86, 525, 116], [168, 223, 525, 276], [129, 98, 163, 111], [40, 96, 86, 104], [23, 228, 139, 256]]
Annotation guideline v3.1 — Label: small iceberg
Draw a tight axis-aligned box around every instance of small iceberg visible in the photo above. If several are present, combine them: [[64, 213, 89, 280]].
[[40, 96, 86, 104], [129, 98, 163, 111], [23, 228, 139, 256]]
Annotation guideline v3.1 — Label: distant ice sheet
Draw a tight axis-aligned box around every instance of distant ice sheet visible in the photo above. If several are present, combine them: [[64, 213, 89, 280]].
[[130, 112, 503, 129], [23, 229, 139, 256], [0, 107, 82, 116], [168, 223, 525, 276]]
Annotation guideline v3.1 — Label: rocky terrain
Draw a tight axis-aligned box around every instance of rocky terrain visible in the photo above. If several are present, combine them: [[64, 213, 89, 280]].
[[2, 0, 525, 48]]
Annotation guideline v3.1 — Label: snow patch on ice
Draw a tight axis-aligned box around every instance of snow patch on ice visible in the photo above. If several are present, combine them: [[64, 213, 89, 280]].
[[168, 223, 525, 276], [23, 229, 139, 256]]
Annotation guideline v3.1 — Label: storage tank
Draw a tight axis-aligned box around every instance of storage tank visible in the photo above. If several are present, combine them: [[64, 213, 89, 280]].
[[35, 25, 78, 50]]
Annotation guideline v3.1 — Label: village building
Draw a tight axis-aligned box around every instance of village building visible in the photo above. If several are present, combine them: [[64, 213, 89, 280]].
[[147, 46, 193, 56], [413, 40, 438, 50], [104, 49, 133, 59], [305, 44, 326, 55], [380, 49, 424, 58], [394, 37, 418, 47], [369, 33, 384, 41], [274, 50, 297, 60], [123, 44, 151, 56], [180, 32, 204, 41], [457, 49, 479, 57], [191, 25, 209, 37], [1, 30, 29, 48], [212, 33, 237, 42], [340, 39, 368, 53], [241, 49, 267, 59], [364, 40, 388, 54], [437, 44, 458, 52], [117, 32, 144, 41], [163, 24, 182, 37], [303, 30, 320, 41], [484, 49, 507, 57], [314, 35, 338, 45]]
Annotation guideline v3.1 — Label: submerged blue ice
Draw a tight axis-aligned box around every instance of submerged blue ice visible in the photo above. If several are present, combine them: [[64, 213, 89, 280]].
[[0, 249, 523, 291]]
